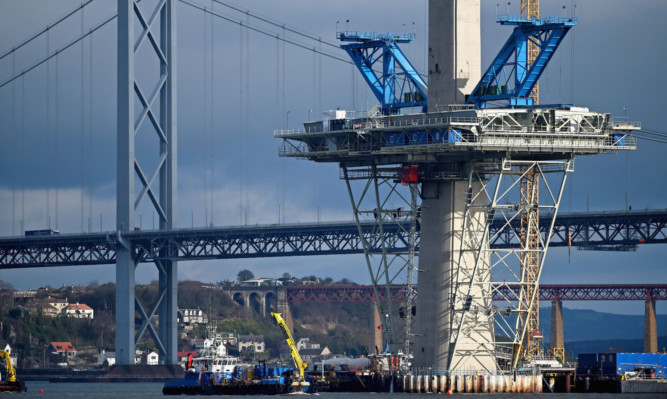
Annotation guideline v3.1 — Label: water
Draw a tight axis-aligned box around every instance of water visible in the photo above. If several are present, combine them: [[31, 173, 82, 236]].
[[18, 382, 667, 399]]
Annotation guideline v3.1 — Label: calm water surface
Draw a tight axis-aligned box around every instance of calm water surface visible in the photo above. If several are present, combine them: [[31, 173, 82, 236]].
[[18, 382, 667, 399]]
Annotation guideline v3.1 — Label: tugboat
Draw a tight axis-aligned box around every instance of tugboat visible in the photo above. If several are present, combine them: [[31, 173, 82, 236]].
[[0, 350, 26, 393], [189, 325, 239, 377], [163, 325, 242, 395], [163, 318, 315, 395]]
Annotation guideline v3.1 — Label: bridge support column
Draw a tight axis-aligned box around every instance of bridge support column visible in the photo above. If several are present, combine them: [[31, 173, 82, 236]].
[[550, 300, 564, 360], [116, 0, 177, 365], [115, 250, 136, 365], [644, 300, 657, 353], [414, 180, 495, 371]]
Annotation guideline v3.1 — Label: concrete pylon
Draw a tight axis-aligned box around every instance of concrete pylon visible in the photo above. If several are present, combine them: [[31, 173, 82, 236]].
[[644, 300, 657, 353], [372, 302, 383, 354], [414, 180, 495, 371], [550, 300, 564, 350], [427, 0, 481, 110]]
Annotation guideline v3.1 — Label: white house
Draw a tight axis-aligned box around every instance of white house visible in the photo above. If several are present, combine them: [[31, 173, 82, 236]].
[[238, 335, 265, 352], [62, 303, 94, 319], [44, 300, 69, 317], [146, 351, 159, 365], [178, 309, 208, 324], [97, 350, 116, 366], [296, 338, 321, 351]]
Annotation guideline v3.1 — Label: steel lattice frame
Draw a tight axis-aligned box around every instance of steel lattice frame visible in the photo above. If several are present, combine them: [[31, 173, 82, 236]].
[[284, 284, 667, 303], [342, 164, 419, 357], [0, 210, 665, 268], [519, 0, 543, 363], [116, 0, 177, 365], [445, 158, 571, 371]]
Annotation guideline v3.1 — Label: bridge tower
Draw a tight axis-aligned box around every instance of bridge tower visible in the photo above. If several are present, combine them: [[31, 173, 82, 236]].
[[275, 6, 637, 373], [116, 0, 178, 365]]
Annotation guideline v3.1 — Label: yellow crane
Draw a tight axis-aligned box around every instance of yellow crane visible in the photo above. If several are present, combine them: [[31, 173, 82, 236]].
[[0, 350, 25, 392], [271, 312, 310, 391], [0, 351, 16, 383]]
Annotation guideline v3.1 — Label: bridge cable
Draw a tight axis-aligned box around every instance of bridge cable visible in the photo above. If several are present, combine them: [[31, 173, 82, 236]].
[[55, 52, 60, 230], [203, 4, 209, 227], [46, 30, 51, 229], [80, 8, 85, 233], [11, 53, 16, 235], [179, 0, 353, 66], [0, 15, 114, 89], [89, 23, 94, 233], [21, 71, 25, 234], [210, 0, 341, 50], [0, 0, 95, 63], [209, 0, 215, 227]]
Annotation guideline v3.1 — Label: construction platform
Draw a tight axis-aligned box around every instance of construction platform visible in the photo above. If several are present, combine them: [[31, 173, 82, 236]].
[[275, 106, 637, 165]]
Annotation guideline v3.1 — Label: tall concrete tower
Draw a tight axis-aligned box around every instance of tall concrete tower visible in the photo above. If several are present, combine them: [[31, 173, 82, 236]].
[[427, 0, 481, 109], [413, 0, 495, 372]]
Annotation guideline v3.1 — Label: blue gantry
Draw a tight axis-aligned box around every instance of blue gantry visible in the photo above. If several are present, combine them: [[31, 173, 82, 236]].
[[467, 15, 577, 108], [338, 31, 427, 115]]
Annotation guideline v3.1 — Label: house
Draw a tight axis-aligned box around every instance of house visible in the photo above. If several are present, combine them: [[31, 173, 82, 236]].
[[238, 335, 265, 352], [48, 342, 77, 358], [3, 344, 17, 367], [97, 350, 116, 366], [239, 278, 283, 287], [298, 346, 331, 363], [62, 302, 94, 319], [43, 300, 69, 317], [177, 309, 208, 325], [296, 338, 320, 351], [144, 351, 159, 365], [194, 339, 207, 353], [219, 332, 237, 347]]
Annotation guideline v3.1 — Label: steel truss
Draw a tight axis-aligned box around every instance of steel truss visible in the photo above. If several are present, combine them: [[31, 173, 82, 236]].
[[284, 284, 667, 303], [342, 164, 419, 356], [116, 0, 177, 365], [446, 158, 572, 371], [0, 209, 665, 268]]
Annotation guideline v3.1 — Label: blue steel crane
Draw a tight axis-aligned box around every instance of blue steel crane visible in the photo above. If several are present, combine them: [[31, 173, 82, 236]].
[[338, 32, 427, 115], [467, 15, 577, 108]]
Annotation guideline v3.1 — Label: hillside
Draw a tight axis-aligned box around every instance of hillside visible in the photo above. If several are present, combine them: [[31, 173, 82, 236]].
[[1, 279, 664, 367], [538, 306, 667, 343]]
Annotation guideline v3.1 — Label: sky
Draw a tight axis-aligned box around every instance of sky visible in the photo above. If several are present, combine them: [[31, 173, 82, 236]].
[[0, 0, 665, 315]]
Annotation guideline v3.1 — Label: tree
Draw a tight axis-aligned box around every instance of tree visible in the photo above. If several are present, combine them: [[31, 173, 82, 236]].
[[237, 269, 255, 282]]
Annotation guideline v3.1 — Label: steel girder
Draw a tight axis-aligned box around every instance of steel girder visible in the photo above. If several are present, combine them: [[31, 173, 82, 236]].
[[0, 209, 665, 268], [284, 284, 667, 303]]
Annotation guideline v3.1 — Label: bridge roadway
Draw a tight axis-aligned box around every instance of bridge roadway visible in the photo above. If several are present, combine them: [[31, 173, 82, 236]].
[[284, 284, 667, 303], [0, 209, 665, 268]]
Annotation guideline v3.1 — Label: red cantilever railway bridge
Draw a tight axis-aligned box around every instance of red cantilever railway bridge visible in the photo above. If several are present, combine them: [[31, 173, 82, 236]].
[[285, 284, 667, 303]]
